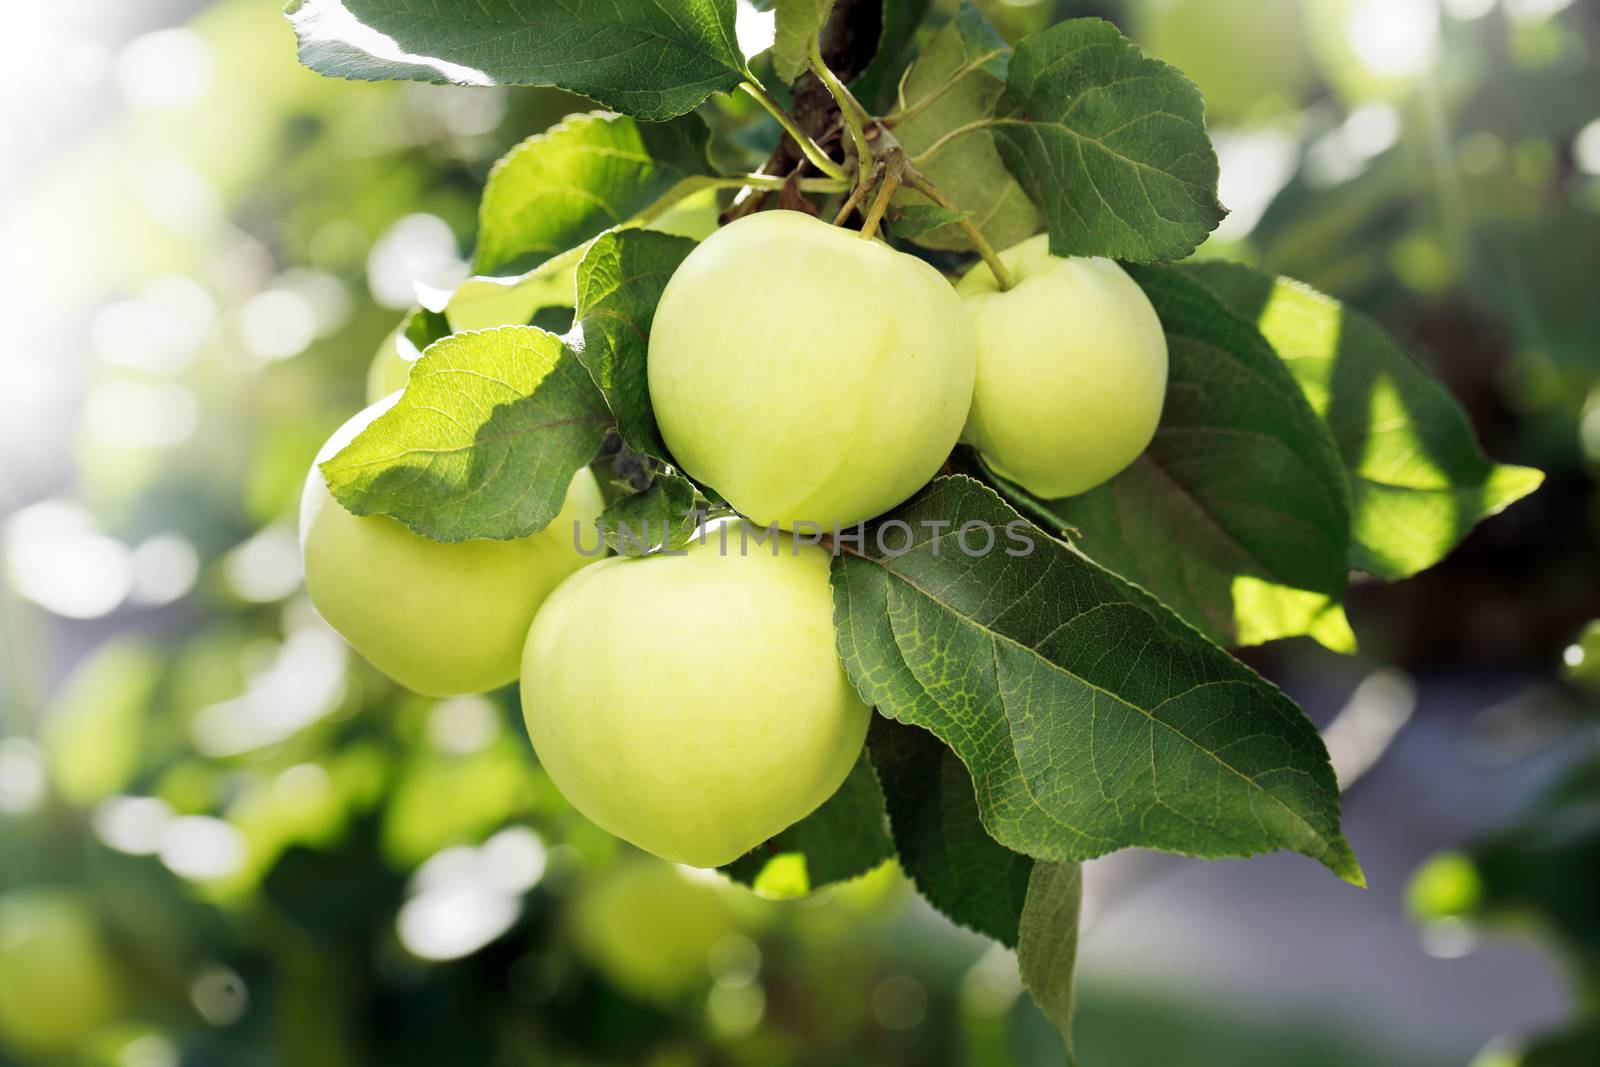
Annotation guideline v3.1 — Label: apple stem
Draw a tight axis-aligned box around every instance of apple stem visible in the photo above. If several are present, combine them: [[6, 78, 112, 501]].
[[857, 152, 904, 242], [832, 160, 885, 226], [902, 166, 1015, 290], [740, 80, 850, 183]]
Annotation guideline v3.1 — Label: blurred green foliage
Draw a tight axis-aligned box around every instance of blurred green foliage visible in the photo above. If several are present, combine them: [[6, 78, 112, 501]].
[[3, 0, 1599, 1064]]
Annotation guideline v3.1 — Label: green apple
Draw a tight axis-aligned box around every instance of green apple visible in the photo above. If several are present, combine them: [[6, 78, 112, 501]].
[[300, 395, 605, 696], [521, 521, 870, 866], [0, 889, 123, 1055], [571, 860, 742, 1003], [365, 319, 422, 403], [958, 236, 1168, 499], [648, 210, 975, 531]]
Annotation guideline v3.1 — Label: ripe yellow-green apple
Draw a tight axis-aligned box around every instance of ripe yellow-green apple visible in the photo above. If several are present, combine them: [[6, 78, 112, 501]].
[[0, 889, 123, 1055], [647, 210, 975, 530], [521, 521, 870, 866], [958, 236, 1168, 498], [300, 395, 605, 696]]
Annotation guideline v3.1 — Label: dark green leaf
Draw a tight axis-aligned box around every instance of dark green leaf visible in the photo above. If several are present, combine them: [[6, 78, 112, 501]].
[[721, 753, 893, 899], [1017, 861, 1083, 1060], [888, 203, 973, 240], [322, 327, 610, 541], [1520, 1023, 1600, 1067], [773, 1, 832, 84], [286, 0, 749, 121], [831, 476, 1361, 884], [890, 3, 1039, 253], [992, 18, 1223, 262], [869, 717, 1034, 946], [571, 230, 698, 459], [1045, 265, 1355, 652], [598, 471, 700, 556], [1186, 260, 1543, 579], [367, 305, 450, 402], [403, 305, 450, 352], [475, 112, 712, 276], [852, 0, 934, 110]]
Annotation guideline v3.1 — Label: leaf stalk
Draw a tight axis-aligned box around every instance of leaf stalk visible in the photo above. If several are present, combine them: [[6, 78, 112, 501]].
[[902, 165, 1014, 289], [740, 79, 849, 182], [808, 41, 874, 182]]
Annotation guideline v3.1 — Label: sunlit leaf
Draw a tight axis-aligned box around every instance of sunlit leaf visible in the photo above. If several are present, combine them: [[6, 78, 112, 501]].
[[773, 1, 833, 84], [475, 112, 712, 276], [1045, 265, 1354, 651], [445, 263, 579, 334], [286, 0, 749, 120], [1187, 261, 1544, 579], [321, 327, 610, 541]]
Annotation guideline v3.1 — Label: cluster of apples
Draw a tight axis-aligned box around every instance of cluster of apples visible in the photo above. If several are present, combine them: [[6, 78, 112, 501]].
[[300, 210, 1167, 868]]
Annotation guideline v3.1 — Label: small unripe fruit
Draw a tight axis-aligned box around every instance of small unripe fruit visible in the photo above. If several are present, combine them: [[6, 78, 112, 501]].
[[521, 522, 870, 866], [571, 860, 741, 1003], [0, 889, 123, 1055], [648, 210, 976, 531], [959, 236, 1167, 499], [300, 395, 604, 696]]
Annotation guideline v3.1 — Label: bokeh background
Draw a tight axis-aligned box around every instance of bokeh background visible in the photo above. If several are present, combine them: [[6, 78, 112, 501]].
[[3, 1, 1599, 1064]]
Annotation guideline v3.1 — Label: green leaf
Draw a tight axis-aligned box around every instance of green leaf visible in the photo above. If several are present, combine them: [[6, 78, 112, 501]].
[[367, 305, 450, 402], [1017, 861, 1083, 1060], [991, 18, 1224, 262], [475, 112, 712, 276], [773, 1, 833, 84], [721, 753, 893, 899], [852, 0, 934, 109], [321, 327, 611, 542], [1186, 261, 1544, 579], [445, 259, 580, 334], [831, 476, 1362, 884], [598, 471, 700, 556], [888, 203, 973, 240], [870, 718, 1085, 1055], [571, 230, 698, 459], [868, 717, 1034, 946], [1520, 1023, 1600, 1067], [285, 0, 749, 121], [1044, 265, 1355, 652], [891, 3, 1040, 253]]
